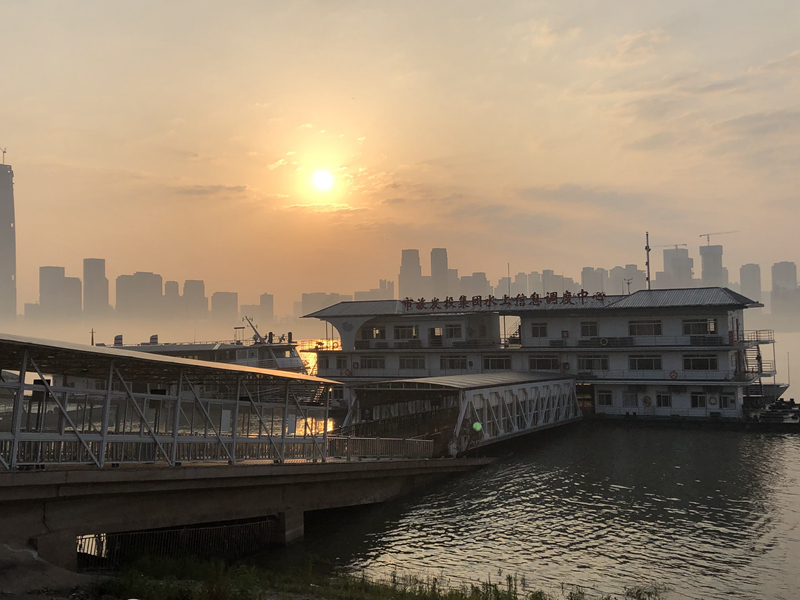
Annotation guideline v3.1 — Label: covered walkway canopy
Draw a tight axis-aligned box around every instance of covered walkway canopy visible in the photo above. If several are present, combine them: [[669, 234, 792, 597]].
[[0, 333, 340, 469]]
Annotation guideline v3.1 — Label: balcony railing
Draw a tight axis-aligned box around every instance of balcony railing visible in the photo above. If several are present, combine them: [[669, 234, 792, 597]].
[[574, 369, 760, 382], [742, 330, 775, 343]]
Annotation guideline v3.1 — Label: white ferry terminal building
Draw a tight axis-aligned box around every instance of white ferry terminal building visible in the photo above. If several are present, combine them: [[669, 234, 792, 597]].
[[305, 288, 777, 421]]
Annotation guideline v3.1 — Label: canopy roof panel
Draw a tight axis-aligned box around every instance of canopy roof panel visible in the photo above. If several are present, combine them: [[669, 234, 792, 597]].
[[0, 333, 338, 385]]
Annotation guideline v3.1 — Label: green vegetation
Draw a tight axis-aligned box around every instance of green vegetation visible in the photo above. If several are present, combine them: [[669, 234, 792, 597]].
[[89, 557, 669, 600]]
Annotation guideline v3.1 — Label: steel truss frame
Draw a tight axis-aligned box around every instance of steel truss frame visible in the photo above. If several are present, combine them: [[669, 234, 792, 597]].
[[449, 379, 579, 456], [0, 350, 337, 469]]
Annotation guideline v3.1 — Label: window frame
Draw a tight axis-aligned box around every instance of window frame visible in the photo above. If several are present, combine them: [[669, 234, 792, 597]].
[[530, 323, 548, 338], [577, 355, 609, 371], [399, 355, 426, 370], [597, 390, 613, 406], [444, 324, 462, 339], [394, 325, 419, 340], [360, 356, 386, 369], [440, 356, 467, 370], [628, 320, 663, 336], [335, 356, 348, 370], [628, 355, 663, 370], [682, 319, 717, 335], [483, 355, 512, 370], [656, 393, 672, 408], [690, 393, 707, 408], [580, 322, 599, 337], [529, 355, 560, 370], [683, 355, 719, 371]]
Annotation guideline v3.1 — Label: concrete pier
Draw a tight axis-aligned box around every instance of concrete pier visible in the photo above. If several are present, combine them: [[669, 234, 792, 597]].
[[0, 458, 491, 569]]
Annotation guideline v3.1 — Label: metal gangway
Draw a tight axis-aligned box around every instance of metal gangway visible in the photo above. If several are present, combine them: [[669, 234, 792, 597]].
[[0, 333, 432, 470]]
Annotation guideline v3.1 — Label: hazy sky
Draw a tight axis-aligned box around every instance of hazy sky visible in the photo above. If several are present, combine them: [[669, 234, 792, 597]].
[[2, 1, 798, 314]]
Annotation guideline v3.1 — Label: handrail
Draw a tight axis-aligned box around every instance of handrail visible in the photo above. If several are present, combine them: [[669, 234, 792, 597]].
[[0, 435, 434, 470]]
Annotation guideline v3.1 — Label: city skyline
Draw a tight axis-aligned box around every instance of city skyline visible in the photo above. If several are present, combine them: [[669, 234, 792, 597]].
[[1, 1, 797, 315]]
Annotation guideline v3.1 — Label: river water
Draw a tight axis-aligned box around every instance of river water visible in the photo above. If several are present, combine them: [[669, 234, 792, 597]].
[[266, 424, 800, 600], [275, 333, 800, 599]]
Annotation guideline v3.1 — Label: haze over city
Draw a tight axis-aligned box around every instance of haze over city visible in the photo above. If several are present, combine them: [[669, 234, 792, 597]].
[[1, 0, 798, 321]]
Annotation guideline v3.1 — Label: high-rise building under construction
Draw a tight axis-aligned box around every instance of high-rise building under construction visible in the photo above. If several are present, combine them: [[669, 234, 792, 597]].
[[0, 164, 16, 320]]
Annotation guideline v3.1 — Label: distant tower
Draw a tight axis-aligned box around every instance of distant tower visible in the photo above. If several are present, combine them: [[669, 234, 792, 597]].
[[0, 163, 16, 319], [83, 258, 110, 317], [739, 264, 761, 302], [700, 245, 728, 287], [430, 248, 448, 298], [399, 249, 422, 299], [260, 293, 274, 325], [663, 248, 694, 288]]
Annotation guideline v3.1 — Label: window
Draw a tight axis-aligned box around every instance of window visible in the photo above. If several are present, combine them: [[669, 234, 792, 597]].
[[318, 356, 329, 370], [440, 356, 467, 370], [629, 321, 662, 336], [629, 355, 662, 370], [683, 319, 717, 335], [430, 327, 443, 338], [399, 355, 425, 370], [483, 355, 512, 370], [361, 326, 386, 340], [622, 394, 638, 407], [445, 324, 462, 338], [720, 394, 735, 409], [577, 355, 609, 371], [683, 355, 718, 370], [531, 323, 548, 338], [360, 356, 386, 369], [581, 322, 598, 337], [394, 325, 419, 340], [335, 356, 348, 370], [691, 393, 706, 408], [529, 355, 560, 370], [597, 391, 613, 406], [656, 393, 671, 407]]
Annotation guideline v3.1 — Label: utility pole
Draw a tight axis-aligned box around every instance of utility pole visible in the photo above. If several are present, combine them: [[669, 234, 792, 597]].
[[645, 232, 651, 290]]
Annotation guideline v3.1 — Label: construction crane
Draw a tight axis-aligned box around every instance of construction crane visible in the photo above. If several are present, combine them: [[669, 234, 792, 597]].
[[699, 231, 738, 245], [653, 243, 688, 249]]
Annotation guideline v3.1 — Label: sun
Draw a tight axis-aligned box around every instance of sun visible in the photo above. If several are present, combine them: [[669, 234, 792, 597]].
[[312, 170, 334, 191]]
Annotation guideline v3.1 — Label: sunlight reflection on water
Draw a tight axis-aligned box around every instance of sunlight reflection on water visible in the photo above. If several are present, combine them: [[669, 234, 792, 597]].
[[280, 425, 800, 600]]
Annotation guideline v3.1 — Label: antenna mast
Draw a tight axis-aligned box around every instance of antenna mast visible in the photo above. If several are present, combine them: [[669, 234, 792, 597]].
[[243, 315, 266, 343], [1, 148, 6, 165], [645, 232, 651, 290]]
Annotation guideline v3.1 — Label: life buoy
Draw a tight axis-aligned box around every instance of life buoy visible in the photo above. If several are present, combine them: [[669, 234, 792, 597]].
[[669, 370, 679, 380], [344, 368, 352, 376], [642, 396, 652, 407], [600, 338, 609, 347], [709, 396, 717, 405], [333, 341, 339, 349]]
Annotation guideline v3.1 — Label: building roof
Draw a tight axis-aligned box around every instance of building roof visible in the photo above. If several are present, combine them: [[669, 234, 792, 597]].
[[303, 287, 760, 319], [303, 299, 405, 318], [0, 333, 337, 385], [354, 371, 571, 391], [607, 287, 760, 309]]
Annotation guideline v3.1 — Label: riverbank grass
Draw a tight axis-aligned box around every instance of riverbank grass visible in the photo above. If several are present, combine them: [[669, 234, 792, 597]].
[[90, 557, 669, 600]]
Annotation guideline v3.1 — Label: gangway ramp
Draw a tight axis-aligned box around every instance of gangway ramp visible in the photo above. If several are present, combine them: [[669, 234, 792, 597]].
[[349, 372, 580, 456]]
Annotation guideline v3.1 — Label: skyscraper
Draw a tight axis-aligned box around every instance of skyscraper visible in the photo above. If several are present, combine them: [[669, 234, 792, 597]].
[[260, 293, 274, 325], [39, 266, 82, 319], [116, 272, 163, 317], [183, 280, 208, 317], [83, 258, 110, 317], [700, 245, 728, 287], [211, 292, 238, 321], [0, 164, 16, 319], [739, 264, 761, 302], [430, 248, 448, 298], [399, 249, 422, 299], [661, 247, 694, 288]]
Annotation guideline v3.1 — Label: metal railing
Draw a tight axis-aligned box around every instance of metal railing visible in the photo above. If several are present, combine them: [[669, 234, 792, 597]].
[[0, 435, 433, 469], [742, 330, 775, 343]]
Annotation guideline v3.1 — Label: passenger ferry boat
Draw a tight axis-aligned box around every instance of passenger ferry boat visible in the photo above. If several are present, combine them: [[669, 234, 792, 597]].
[[116, 318, 307, 374], [303, 287, 785, 423]]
